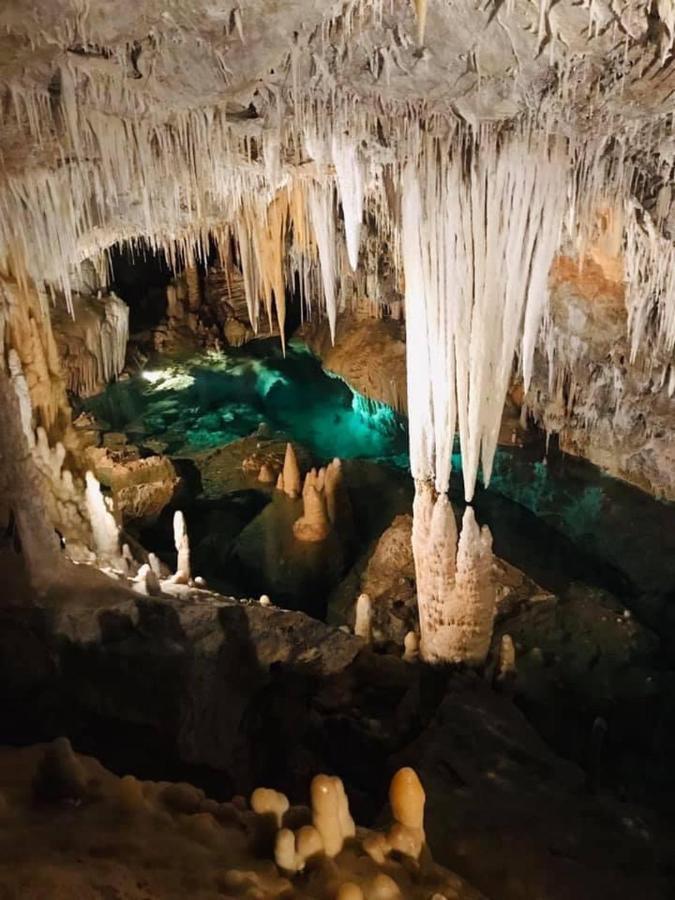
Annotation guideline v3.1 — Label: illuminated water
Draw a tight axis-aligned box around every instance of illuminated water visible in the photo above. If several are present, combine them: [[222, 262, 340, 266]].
[[85, 341, 675, 618], [84, 338, 409, 465]]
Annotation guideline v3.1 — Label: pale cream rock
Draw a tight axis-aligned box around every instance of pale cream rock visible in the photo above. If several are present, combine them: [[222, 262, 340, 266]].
[[403, 631, 419, 662], [293, 469, 331, 542], [250, 787, 290, 828], [173, 510, 191, 583], [354, 592, 372, 641], [274, 828, 298, 873], [282, 442, 302, 497], [311, 774, 355, 858]]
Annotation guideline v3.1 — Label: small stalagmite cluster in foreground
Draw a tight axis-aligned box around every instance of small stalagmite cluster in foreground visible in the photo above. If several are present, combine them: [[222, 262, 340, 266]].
[[0, 739, 483, 900]]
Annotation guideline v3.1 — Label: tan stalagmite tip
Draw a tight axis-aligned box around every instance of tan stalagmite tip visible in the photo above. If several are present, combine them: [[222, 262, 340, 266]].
[[354, 592, 372, 641], [172, 510, 191, 583], [403, 631, 419, 661], [387, 767, 426, 861], [495, 633, 517, 685], [311, 774, 355, 857], [282, 442, 302, 497], [274, 827, 298, 873], [389, 767, 425, 831], [295, 824, 323, 864], [250, 787, 290, 828], [293, 469, 331, 542]]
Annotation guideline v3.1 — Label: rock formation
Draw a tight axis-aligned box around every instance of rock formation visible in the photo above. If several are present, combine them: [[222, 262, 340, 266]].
[[172, 510, 191, 583], [52, 291, 129, 398], [281, 442, 302, 498], [0, 741, 483, 900], [413, 487, 496, 665]]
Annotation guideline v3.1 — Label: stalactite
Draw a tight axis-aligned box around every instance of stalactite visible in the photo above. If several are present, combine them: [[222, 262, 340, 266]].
[[402, 128, 567, 502], [332, 134, 364, 271], [307, 179, 339, 342], [413, 0, 428, 47], [624, 200, 675, 362]]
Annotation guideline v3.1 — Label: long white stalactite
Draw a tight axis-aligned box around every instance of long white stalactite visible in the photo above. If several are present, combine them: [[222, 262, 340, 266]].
[[402, 128, 568, 502], [402, 127, 567, 664]]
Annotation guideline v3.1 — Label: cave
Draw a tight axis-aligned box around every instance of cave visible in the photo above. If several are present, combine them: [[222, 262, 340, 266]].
[[1, 2, 675, 899]]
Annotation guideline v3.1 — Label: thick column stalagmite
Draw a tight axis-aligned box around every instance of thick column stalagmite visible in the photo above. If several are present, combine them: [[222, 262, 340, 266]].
[[412, 482, 496, 665]]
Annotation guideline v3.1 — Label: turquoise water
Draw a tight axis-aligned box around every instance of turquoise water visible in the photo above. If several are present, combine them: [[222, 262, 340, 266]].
[[84, 339, 409, 465], [85, 341, 675, 612]]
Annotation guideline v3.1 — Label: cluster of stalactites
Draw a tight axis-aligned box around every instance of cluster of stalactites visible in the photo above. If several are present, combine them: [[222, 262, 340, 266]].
[[412, 482, 495, 666], [402, 126, 568, 502]]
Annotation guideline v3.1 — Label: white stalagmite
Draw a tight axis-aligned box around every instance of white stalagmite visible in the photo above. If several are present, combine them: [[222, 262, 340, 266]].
[[451, 506, 496, 664], [282, 442, 302, 497], [85, 471, 120, 561], [413, 487, 496, 665], [354, 592, 372, 641], [332, 135, 364, 271], [173, 510, 191, 583]]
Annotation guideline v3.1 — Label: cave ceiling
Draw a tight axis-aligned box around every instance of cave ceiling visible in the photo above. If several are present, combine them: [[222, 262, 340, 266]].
[[1, 1, 675, 291]]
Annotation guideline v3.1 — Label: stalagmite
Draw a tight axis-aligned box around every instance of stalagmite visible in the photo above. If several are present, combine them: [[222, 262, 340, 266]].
[[451, 507, 496, 665], [387, 767, 425, 861], [495, 633, 517, 688], [133, 563, 161, 597], [258, 462, 275, 483], [274, 828, 299, 873], [311, 774, 356, 858], [412, 486, 496, 665], [354, 592, 372, 641], [295, 825, 323, 864], [403, 631, 419, 661], [293, 469, 331, 542], [173, 510, 191, 583], [85, 471, 120, 562], [323, 457, 344, 525], [282, 442, 302, 497]]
